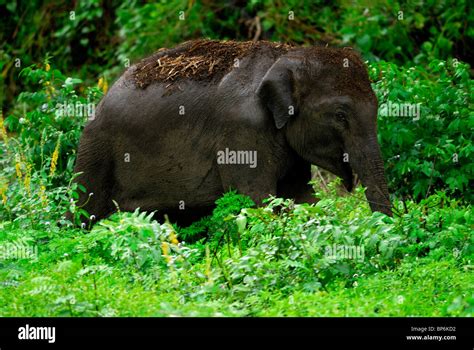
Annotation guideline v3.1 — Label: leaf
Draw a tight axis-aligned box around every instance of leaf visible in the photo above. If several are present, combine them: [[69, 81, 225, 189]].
[[63, 77, 83, 87], [235, 214, 247, 234]]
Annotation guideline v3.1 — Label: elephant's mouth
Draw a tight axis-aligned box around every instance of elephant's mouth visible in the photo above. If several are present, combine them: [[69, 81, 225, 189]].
[[342, 165, 358, 192]]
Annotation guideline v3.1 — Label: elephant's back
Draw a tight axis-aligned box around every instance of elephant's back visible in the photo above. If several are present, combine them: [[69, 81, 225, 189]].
[[130, 39, 293, 89], [85, 39, 287, 136], [88, 66, 213, 134]]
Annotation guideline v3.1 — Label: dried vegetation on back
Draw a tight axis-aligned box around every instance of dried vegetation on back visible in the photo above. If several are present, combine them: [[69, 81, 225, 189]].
[[132, 39, 293, 88], [132, 39, 371, 98]]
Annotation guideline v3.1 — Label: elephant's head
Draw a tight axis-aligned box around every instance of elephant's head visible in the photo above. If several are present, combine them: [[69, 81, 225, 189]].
[[257, 47, 392, 216]]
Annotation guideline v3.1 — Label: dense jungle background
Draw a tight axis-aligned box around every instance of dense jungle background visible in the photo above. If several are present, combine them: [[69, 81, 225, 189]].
[[0, 0, 472, 316]]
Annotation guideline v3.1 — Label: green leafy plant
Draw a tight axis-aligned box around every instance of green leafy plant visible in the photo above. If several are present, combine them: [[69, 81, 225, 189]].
[[0, 62, 103, 227], [177, 190, 255, 244], [370, 59, 473, 201], [1, 186, 471, 317]]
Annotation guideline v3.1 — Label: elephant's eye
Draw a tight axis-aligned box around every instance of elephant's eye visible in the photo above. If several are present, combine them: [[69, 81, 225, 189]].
[[335, 111, 347, 123]]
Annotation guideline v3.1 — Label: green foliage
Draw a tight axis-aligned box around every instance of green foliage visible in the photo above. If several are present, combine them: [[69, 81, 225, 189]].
[[254, 259, 474, 316], [86, 209, 196, 273], [213, 0, 472, 64], [370, 59, 473, 201], [4, 0, 469, 101], [0, 188, 472, 316], [0, 62, 102, 226], [115, 1, 204, 64], [6, 62, 102, 179], [0, 0, 117, 73], [217, 188, 472, 296], [108, 0, 474, 70], [177, 190, 255, 243]]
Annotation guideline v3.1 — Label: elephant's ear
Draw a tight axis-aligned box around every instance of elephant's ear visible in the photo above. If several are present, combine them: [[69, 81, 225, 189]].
[[256, 56, 300, 129]]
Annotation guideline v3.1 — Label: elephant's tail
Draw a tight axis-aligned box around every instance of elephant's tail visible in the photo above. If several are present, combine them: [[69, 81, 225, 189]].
[[67, 129, 114, 227]]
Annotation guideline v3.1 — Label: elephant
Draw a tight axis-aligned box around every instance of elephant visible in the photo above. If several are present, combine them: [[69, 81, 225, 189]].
[[71, 39, 392, 226]]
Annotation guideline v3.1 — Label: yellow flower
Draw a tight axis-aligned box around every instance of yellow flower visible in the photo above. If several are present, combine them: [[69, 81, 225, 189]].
[[0, 178, 7, 206], [0, 114, 8, 145], [98, 77, 108, 93], [50, 149, 58, 177], [23, 163, 32, 195], [205, 245, 211, 282], [50, 136, 61, 177], [161, 242, 169, 255], [161, 242, 172, 263], [102, 80, 108, 94], [45, 63, 50, 72], [15, 157, 22, 179], [39, 185, 48, 207], [169, 230, 179, 245]]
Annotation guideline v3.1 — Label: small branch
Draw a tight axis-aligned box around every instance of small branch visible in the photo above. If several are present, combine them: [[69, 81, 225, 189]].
[[252, 16, 261, 42], [315, 167, 328, 191]]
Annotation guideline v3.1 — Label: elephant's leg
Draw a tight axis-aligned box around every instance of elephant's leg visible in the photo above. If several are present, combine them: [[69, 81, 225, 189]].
[[277, 158, 316, 204], [70, 134, 114, 225]]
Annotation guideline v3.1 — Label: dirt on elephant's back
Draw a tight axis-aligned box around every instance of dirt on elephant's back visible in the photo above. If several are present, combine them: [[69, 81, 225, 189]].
[[132, 40, 293, 89]]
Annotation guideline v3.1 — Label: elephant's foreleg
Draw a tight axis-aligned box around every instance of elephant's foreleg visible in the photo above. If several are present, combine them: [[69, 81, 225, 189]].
[[277, 159, 316, 204]]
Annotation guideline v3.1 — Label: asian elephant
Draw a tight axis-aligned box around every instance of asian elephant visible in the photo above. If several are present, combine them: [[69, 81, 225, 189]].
[[71, 40, 392, 226]]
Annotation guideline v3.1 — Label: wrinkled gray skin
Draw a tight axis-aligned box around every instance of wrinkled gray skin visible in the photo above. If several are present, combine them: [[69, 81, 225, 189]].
[[72, 44, 392, 226]]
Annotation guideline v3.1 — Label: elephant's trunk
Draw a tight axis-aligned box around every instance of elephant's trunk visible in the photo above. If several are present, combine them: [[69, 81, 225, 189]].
[[349, 135, 392, 216]]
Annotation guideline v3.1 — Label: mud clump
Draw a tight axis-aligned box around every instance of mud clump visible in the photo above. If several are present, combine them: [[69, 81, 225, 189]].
[[133, 39, 293, 89]]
